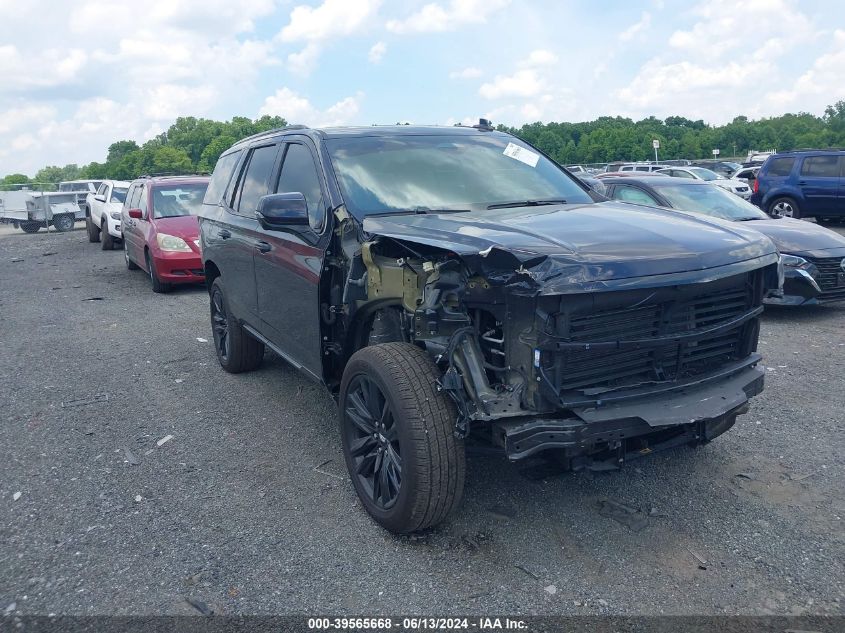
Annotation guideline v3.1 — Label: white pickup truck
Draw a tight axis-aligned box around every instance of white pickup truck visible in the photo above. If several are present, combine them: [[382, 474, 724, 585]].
[[85, 180, 130, 250]]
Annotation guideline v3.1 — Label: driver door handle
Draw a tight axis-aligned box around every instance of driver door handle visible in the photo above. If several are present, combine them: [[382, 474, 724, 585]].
[[256, 240, 271, 253], [218, 229, 231, 239]]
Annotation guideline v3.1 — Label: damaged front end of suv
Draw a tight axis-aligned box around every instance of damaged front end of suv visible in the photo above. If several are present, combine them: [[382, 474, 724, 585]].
[[324, 199, 780, 473]]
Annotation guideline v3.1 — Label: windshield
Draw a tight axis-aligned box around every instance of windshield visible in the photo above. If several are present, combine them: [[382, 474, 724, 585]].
[[152, 183, 208, 219], [658, 184, 768, 221], [325, 134, 593, 216], [689, 167, 722, 181], [110, 188, 128, 204]]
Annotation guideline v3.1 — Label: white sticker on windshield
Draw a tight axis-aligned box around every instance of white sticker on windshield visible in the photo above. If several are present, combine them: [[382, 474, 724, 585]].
[[503, 142, 539, 167]]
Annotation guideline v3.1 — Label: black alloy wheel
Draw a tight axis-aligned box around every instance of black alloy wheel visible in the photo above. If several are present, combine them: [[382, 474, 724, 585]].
[[210, 287, 229, 364], [343, 374, 402, 510]]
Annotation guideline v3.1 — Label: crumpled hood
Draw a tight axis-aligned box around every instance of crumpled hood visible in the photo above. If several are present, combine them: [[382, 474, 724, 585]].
[[738, 217, 845, 258], [363, 201, 778, 290]]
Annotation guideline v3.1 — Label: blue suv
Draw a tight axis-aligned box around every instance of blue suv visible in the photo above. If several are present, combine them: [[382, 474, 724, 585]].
[[751, 149, 845, 220]]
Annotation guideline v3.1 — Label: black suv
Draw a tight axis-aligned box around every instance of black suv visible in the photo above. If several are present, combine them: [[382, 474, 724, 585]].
[[199, 123, 780, 533]]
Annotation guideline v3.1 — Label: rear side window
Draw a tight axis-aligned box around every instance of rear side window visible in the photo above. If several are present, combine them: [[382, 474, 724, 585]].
[[767, 157, 794, 177], [235, 145, 279, 216], [204, 150, 242, 205], [612, 185, 659, 205], [800, 155, 840, 178]]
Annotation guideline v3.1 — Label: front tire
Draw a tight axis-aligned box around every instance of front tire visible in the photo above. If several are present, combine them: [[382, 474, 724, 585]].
[[101, 221, 114, 250], [86, 214, 100, 242], [339, 343, 466, 533], [146, 251, 171, 294], [209, 278, 264, 373], [769, 196, 801, 219]]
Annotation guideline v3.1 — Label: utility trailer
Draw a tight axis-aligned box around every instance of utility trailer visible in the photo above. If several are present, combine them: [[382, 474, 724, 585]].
[[0, 190, 81, 233]]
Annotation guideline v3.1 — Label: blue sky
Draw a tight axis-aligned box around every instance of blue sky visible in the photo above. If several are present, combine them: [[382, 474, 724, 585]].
[[1, 0, 844, 175]]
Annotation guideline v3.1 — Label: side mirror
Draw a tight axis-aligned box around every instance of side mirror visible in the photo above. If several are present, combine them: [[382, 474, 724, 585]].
[[94, 195, 106, 203], [256, 192, 309, 230], [128, 208, 142, 219]]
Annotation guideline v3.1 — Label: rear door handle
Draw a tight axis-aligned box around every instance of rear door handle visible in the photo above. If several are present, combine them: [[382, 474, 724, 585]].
[[218, 229, 231, 239], [256, 240, 271, 253]]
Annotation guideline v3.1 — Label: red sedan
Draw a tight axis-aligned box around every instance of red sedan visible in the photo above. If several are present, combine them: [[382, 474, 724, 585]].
[[121, 175, 210, 293]]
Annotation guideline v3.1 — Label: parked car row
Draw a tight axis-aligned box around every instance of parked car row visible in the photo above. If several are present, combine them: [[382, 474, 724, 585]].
[[55, 124, 842, 535], [85, 175, 210, 293]]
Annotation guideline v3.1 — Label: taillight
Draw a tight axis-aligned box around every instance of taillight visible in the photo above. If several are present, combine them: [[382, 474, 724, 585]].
[[753, 179, 759, 193]]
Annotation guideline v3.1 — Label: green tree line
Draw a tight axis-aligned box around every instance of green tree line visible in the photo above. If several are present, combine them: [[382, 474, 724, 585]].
[[501, 101, 845, 165], [4, 102, 845, 187]]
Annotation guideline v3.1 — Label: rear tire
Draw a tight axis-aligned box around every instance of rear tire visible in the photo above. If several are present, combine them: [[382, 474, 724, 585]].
[[339, 343, 465, 533], [52, 214, 74, 232], [146, 251, 171, 294], [769, 197, 801, 219], [86, 214, 100, 242], [20, 221, 41, 233], [101, 222, 114, 250], [209, 278, 264, 373]]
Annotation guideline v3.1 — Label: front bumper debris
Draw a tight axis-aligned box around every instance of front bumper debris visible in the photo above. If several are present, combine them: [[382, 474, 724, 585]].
[[492, 365, 764, 461]]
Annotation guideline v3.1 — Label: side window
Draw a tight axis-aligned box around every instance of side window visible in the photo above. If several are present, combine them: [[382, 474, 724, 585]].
[[800, 155, 840, 178], [97, 183, 108, 196], [235, 144, 279, 216], [676, 170, 695, 179], [204, 150, 243, 205], [635, 166, 649, 172], [612, 185, 659, 205], [767, 157, 794, 177], [137, 185, 148, 217], [276, 142, 326, 230], [123, 185, 136, 210]]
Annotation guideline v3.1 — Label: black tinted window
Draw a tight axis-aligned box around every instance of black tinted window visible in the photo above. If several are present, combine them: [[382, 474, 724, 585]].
[[236, 145, 278, 216], [276, 143, 325, 230], [800, 155, 840, 178], [767, 157, 794, 177], [204, 150, 242, 205]]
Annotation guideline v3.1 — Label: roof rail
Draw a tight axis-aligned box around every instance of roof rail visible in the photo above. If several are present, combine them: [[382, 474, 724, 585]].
[[136, 173, 209, 179], [236, 124, 310, 145], [775, 147, 845, 153]]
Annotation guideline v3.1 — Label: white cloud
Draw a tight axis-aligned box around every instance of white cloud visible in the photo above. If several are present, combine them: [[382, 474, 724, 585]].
[[368, 41, 387, 63], [668, 0, 815, 59], [0, 0, 281, 175], [449, 67, 483, 79], [619, 11, 651, 42], [519, 49, 558, 67], [278, 0, 382, 76], [287, 43, 322, 76], [478, 48, 559, 100], [258, 88, 364, 127], [280, 0, 382, 42], [479, 69, 543, 100], [767, 29, 845, 107], [386, 0, 510, 34]]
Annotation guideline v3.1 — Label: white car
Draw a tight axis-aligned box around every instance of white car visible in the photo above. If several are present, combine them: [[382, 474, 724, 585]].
[[655, 166, 752, 199], [85, 180, 130, 250]]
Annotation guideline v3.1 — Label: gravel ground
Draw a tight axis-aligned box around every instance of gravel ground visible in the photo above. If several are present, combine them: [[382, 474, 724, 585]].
[[0, 224, 843, 617]]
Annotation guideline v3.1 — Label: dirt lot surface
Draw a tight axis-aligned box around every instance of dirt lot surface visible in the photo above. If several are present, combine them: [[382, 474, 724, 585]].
[[1, 224, 843, 616]]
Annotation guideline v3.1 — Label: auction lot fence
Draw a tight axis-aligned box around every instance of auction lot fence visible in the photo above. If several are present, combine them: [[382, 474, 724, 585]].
[[1, 616, 841, 633]]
